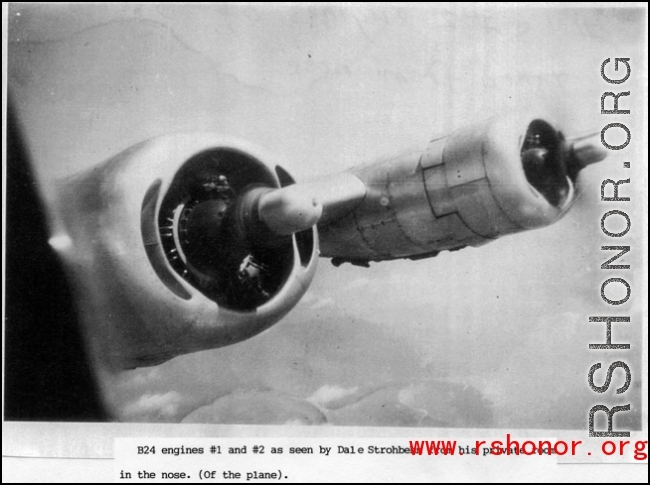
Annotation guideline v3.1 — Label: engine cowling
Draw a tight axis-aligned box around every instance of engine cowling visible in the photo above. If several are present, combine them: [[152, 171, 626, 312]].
[[54, 134, 318, 369], [318, 114, 602, 264]]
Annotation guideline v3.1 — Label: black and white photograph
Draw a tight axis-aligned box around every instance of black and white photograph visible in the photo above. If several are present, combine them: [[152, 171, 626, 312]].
[[3, 3, 647, 482]]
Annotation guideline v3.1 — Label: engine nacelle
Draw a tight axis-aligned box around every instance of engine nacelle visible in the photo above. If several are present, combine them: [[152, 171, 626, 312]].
[[54, 134, 318, 369], [319, 114, 602, 264], [50, 115, 604, 369]]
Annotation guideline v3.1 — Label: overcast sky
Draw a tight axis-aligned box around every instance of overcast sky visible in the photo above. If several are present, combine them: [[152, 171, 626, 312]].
[[8, 4, 646, 429]]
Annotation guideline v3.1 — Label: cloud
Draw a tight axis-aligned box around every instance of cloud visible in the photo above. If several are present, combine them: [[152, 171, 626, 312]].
[[307, 385, 359, 409], [124, 368, 161, 387], [121, 391, 183, 421], [181, 389, 326, 425], [178, 379, 494, 428], [324, 380, 494, 428]]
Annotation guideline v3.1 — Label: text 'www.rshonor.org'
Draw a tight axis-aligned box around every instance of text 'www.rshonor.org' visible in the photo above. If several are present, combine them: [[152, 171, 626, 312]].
[[407, 436, 647, 459]]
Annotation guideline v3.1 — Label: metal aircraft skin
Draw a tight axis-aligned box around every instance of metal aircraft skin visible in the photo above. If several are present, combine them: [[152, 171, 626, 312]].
[[49, 115, 606, 369]]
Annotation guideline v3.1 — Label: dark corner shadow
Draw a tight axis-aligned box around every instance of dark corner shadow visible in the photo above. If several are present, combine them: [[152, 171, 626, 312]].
[[4, 98, 108, 421]]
